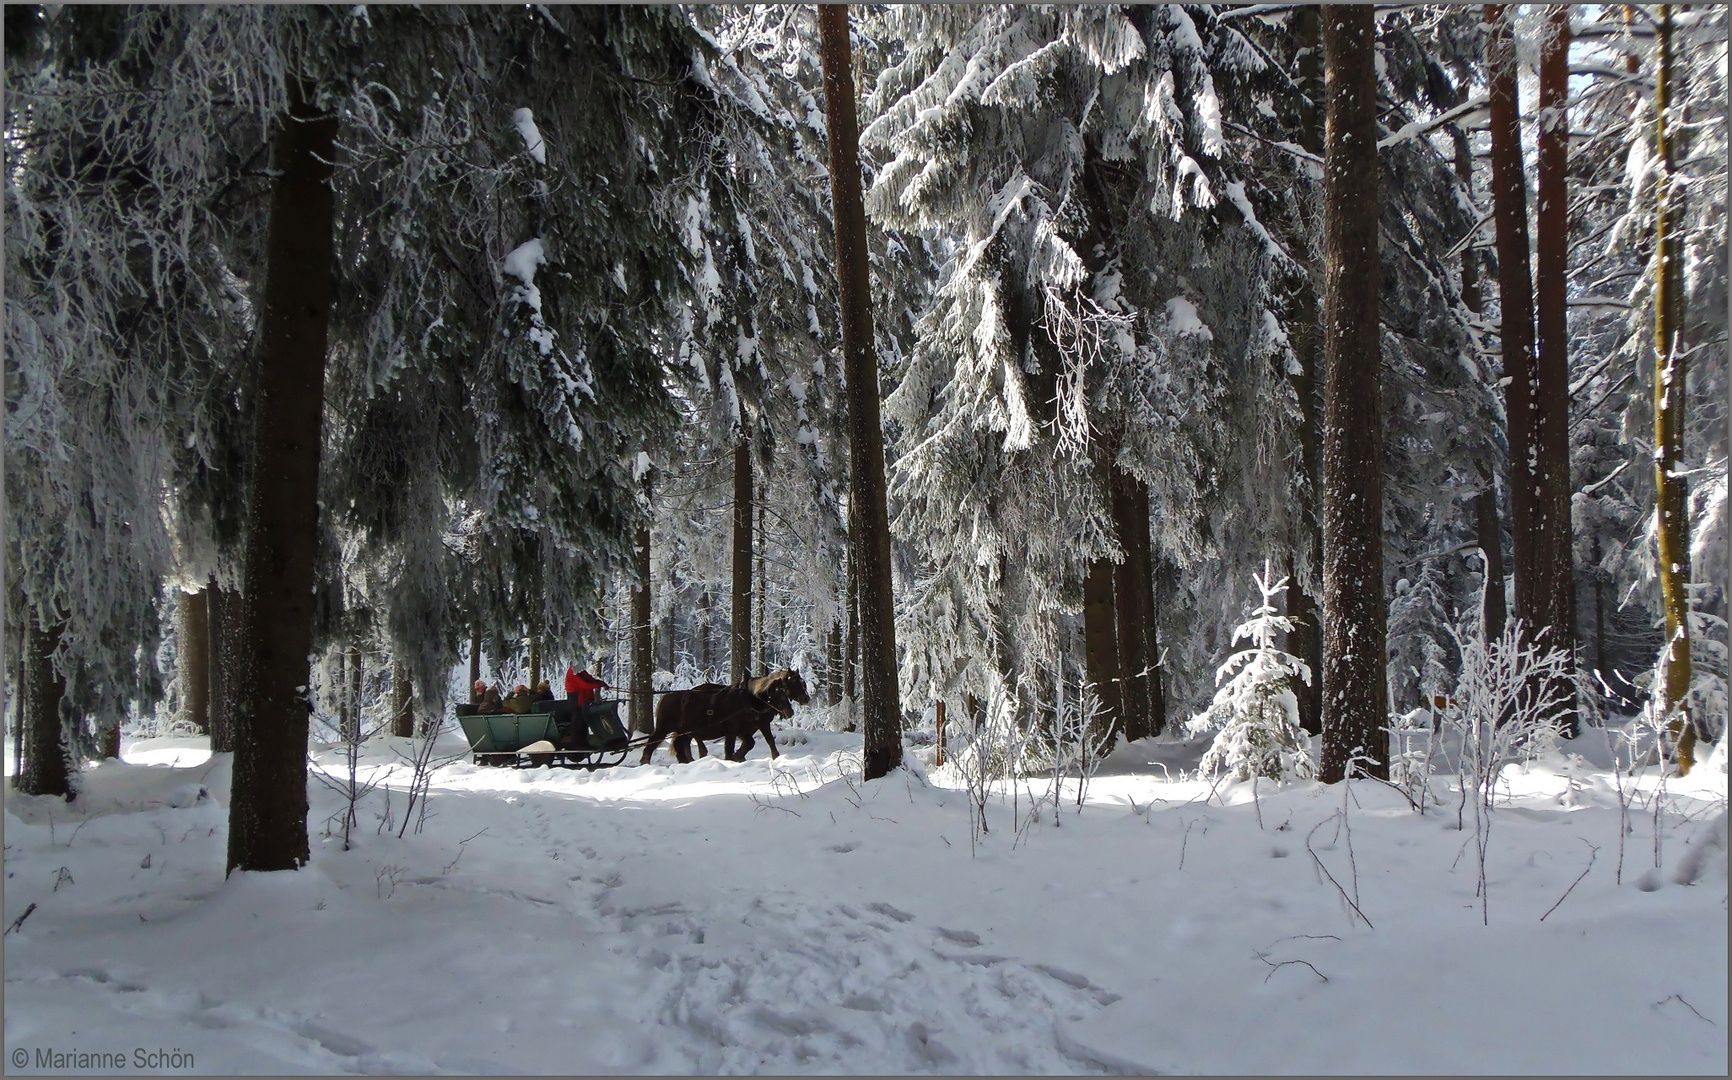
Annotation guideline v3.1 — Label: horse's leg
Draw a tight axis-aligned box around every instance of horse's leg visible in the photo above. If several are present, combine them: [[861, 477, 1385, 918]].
[[759, 721, 780, 759], [673, 734, 694, 764], [732, 731, 756, 761], [724, 732, 738, 761], [645, 694, 680, 765]]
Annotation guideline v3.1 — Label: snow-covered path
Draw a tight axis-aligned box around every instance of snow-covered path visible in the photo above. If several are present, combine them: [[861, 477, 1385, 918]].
[[3, 729, 1726, 1074]]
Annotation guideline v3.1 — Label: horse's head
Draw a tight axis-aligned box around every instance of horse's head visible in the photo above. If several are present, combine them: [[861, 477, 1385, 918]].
[[750, 669, 810, 717]]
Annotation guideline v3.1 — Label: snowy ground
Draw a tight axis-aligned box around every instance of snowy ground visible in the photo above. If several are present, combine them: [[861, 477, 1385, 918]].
[[3, 721, 1726, 1075]]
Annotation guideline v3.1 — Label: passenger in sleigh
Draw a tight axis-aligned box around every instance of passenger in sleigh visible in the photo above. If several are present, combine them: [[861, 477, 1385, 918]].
[[474, 681, 505, 715]]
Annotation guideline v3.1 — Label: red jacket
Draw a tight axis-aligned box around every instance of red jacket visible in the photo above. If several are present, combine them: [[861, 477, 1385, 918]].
[[565, 666, 607, 707]]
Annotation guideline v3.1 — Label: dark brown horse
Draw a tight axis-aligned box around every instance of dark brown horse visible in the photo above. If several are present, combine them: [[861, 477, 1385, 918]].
[[640, 670, 811, 765]]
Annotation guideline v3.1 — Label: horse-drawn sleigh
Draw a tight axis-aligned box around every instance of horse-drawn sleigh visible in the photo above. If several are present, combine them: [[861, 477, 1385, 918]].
[[454, 669, 811, 769], [455, 696, 635, 769]]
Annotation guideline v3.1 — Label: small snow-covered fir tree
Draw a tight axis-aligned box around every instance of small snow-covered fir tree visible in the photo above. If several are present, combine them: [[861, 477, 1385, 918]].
[[1186, 562, 1314, 781]]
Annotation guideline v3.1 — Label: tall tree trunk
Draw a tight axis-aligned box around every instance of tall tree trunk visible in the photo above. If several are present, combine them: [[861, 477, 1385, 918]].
[[844, 525, 859, 708], [1318, 6, 1388, 784], [1109, 468, 1151, 741], [1476, 479, 1509, 641], [1146, 540, 1167, 736], [1285, 0, 1326, 739], [208, 579, 240, 754], [19, 617, 70, 799], [100, 720, 121, 761], [1591, 535, 1606, 687], [391, 657, 413, 739], [1488, 4, 1578, 726], [1650, 4, 1695, 771], [1454, 119, 1509, 648], [1453, 126, 1484, 315], [756, 500, 767, 672], [179, 588, 210, 735], [12, 649, 25, 783], [631, 518, 654, 734], [226, 82, 339, 875], [346, 644, 363, 742], [1082, 558, 1124, 747], [1533, 3, 1580, 734], [699, 591, 713, 675], [820, 4, 902, 780], [468, 624, 481, 702], [731, 436, 753, 683], [335, 649, 351, 742], [528, 634, 541, 690], [826, 620, 843, 706]]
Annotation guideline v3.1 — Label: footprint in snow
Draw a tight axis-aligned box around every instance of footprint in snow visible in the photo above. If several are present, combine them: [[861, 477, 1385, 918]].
[[828, 841, 860, 854], [866, 901, 914, 923], [935, 926, 980, 946]]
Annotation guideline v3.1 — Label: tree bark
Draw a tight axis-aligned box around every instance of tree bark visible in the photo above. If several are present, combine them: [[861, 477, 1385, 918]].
[[1109, 468, 1151, 741], [1318, 6, 1388, 783], [179, 588, 210, 735], [844, 524, 859, 709], [12, 649, 24, 783], [1146, 539, 1167, 737], [1591, 535, 1606, 685], [468, 624, 481, 702], [731, 436, 753, 683], [1476, 480, 1509, 642], [699, 591, 713, 675], [226, 82, 339, 875], [345, 644, 363, 743], [390, 657, 413, 738], [756, 500, 767, 672], [528, 634, 541, 690], [208, 579, 240, 754], [19, 617, 71, 799], [1650, 4, 1694, 771], [631, 518, 654, 734], [1533, 3, 1580, 734], [1082, 558, 1124, 747], [1488, 4, 1579, 728], [1453, 126, 1483, 316], [1454, 119, 1509, 649], [820, 4, 902, 780], [334, 649, 350, 741], [1286, 0, 1326, 740], [100, 721, 121, 761]]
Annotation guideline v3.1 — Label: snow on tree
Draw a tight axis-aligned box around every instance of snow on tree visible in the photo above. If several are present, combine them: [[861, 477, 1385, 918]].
[[4, 6, 297, 788], [859, 5, 1297, 731], [1186, 562, 1314, 782]]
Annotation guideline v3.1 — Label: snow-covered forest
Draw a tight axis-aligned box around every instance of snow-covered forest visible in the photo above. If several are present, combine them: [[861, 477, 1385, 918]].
[[4, 4, 1727, 1074]]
